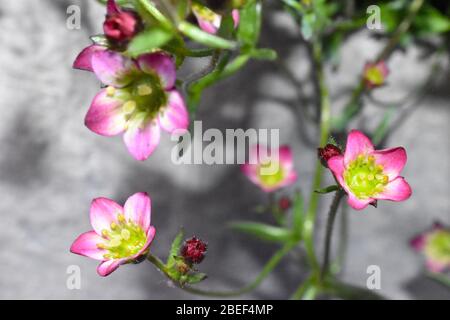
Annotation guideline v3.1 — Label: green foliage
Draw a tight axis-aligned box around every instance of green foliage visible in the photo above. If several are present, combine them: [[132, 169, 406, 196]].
[[127, 28, 174, 57], [230, 222, 294, 243]]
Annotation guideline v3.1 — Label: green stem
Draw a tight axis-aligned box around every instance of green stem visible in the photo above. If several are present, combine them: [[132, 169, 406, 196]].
[[291, 274, 317, 300], [147, 242, 295, 297], [303, 40, 331, 276], [320, 189, 345, 281]]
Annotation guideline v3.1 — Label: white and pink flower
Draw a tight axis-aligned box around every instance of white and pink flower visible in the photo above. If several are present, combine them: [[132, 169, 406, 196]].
[[71, 192, 156, 277], [73, 49, 189, 161], [327, 130, 412, 210], [241, 145, 298, 192], [411, 223, 450, 273], [192, 3, 239, 34]]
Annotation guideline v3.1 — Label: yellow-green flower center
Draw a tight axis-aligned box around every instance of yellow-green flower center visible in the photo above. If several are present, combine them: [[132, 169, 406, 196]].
[[344, 154, 389, 199], [108, 73, 167, 120], [425, 230, 450, 264], [97, 214, 147, 260], [365, 66, 384, 86], [258, 161, 284, 188]]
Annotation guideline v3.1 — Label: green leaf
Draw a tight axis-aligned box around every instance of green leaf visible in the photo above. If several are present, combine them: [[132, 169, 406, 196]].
[[237, 0, 262, 46], [127, 28, 174, 57], [178, 21, 236, 49], [230, 222, 293, 243], [301, 12, 316, 40], [166, 229, 185, 267], [249, 48, 278, 60], [415, 5, 450, 34], [185, 272, 208, 285], [314, 185, 339, 194]]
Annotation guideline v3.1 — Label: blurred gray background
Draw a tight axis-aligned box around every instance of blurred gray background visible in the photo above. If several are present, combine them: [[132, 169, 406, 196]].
[[0, 0, 448, 299]]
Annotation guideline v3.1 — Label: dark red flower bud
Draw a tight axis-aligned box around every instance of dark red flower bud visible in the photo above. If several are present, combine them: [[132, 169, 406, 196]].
[[278, 197, 292, 211], [103, 1, 141, 45], [317, 144, 342, 168], [181, 237, 207, 264]]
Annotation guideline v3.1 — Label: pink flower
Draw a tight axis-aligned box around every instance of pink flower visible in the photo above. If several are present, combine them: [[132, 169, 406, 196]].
[[192, 3, 239, 34], [71, 192, 156, 277], [410, 223, 450, 273], [363, 61, 389, 88], [241, 145, 298, 192], [327, 130, 412, 210], [103, 0, 142, 46], [73, 49, 189, 160]]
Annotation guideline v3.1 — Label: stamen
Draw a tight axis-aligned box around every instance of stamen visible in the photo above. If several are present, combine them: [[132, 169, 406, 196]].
[[117, 214, 126, 224], [110, 222, 118, 230], [121, 229, 131, 240], [137, 84, 153, 96], [123, 100, 137, 114], [106, 86, 116, 97]]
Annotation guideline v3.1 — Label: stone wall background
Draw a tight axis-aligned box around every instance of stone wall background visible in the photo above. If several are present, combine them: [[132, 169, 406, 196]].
[[0, 0, 448, 299]]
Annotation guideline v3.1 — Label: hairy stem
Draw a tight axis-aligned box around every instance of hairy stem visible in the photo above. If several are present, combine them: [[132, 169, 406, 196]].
[[320, 189, 345, 281], [147, 242, 295, 297]]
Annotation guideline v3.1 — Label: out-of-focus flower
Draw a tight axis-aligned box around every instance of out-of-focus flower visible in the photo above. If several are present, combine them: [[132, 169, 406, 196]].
[[241, 145, 298, 193], [181, 237, 207, 264], [103, 0, 142, 47], [411, 223, 450, 273], [327, 130, 412, 210], [71, 192, 156, 276], [73, 49, 189, 160], [318, 144, 342, 168], [278, 196, 292, 211], [192, 2, 239, 34], [363, 61, 389, 89]]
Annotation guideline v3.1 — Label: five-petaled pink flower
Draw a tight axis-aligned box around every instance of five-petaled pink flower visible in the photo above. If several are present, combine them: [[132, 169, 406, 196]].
[[73, 48, 189, 160], [71, 192, 156, 276], [241, 145, 298, 192], [410, 222, 450, 273], [363, 61, 389, 89], [192, 3, 240, 34], [327, 130, 412, 210], [103, 0, 142, 46]]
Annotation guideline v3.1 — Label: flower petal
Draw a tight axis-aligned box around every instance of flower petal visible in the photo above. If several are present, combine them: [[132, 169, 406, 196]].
[[123, 116, 161, 161], [91, 50, 136, 87], [85, 89, 127, 136], [344, 130, 374, 165], [347, 194, 374, 211], [124, 192, 151, 233], [279, 146, 294, 170], [232, 9, 240, 28], [158, 90, 189, 133], [425, 259, 448, 273], [97, 259, 124, 277], [371, 147, 407, 180], [70, 231, 106, 260], [73, 45, 105, 71], [137, 53, 176, 90], [90, 197, 123, 235], [132, 226, 156, 259], [280, 171, 298, 187], [327, 155, 346, 188], [107, 0, 120, 15], [376, 177, 412, 202]]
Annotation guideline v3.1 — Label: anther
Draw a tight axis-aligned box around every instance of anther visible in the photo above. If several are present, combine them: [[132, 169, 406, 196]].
[[121, 229, 131, 240], [137, 84, 153, 96], [123, 100, 137, 114], [106, 86, 116, 97]]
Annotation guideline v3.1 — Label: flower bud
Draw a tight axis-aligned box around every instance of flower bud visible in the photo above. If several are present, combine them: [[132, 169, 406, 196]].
[[278, 197, 292, 211], [103, 1, 141, 46], [318, 144, 342, 168], [181, 237, 207, 264]]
